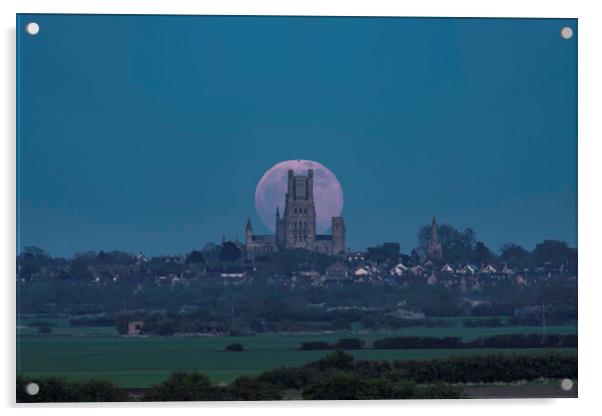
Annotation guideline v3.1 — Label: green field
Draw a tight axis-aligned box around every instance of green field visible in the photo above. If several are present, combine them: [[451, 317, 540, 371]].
[[17, 321, 577, 388]]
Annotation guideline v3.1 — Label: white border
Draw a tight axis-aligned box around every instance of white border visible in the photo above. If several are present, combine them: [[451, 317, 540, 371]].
[[2, 1, 601, 415]]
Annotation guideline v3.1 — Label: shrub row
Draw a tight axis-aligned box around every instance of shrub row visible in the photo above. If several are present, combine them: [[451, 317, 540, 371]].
[[258, 350, 577, 388], [17, 376, 127, 403], [388, 353, 578, 383], [302, 372, 464, 400]]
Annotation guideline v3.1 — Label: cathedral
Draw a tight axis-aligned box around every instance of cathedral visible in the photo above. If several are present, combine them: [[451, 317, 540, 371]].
[[245, 169, 345, 258]]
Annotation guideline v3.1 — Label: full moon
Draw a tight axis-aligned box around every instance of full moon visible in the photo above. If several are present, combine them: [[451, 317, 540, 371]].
[[255, 160, 344, 233]]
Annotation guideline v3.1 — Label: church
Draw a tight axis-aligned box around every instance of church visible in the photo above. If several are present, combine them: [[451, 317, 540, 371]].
[[245, 169, 345, 258]]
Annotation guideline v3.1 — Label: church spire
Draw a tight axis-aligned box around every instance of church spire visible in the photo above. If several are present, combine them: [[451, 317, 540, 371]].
[[276, 207, 280, 218], [427, 213, 442, 260], [245, 218, 252, 232], [430, 214, 439, 243]]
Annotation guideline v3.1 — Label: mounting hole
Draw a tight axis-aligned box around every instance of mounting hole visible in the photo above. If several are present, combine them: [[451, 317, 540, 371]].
[[26, 22, 40, 36], [560, 378, 573, 391], [560, 26, 573, 40], [25, 382, 39, 396]]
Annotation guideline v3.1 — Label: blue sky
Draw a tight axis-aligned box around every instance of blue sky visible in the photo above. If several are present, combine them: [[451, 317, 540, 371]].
[[17, 15, 577, 257]]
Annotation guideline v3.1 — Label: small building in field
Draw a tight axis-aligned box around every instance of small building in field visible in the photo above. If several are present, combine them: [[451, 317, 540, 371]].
[[127, 320, 144, 336]]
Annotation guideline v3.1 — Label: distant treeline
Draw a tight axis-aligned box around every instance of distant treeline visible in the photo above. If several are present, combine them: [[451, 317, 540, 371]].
[[299, 334, 577, 350], [17, 351, 577, 402], [373, 334, 577, 349], [300, 338, 365, 350]]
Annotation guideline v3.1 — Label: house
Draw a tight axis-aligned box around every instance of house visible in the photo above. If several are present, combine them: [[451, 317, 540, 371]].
[[427, 273, 438, 285], [440, 264, 455, 273], [353, 266, 370, 277], [326, 261, 350, 279], [220, 268, 246, 278], [136, 252, 150, 264], [171, 276, 185, 286], [458, 264, 479, 275], [515, 274, 527, 285], [298, 270, 321, 279], [162, 255, 184, 264], [480, 264, 497, 274], [127, 321, 144, 336], [389, 263, 408, 277], [410, 265, 424, 275], [422, 260, 435, 269], [347, 252, 366, 263]]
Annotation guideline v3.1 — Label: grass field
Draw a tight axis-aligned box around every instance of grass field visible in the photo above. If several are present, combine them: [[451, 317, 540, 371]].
[[17, 321, 577, 388]]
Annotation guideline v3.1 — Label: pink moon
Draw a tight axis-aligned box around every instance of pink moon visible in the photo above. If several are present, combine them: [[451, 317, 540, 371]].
[[255, 160, 344, 233]]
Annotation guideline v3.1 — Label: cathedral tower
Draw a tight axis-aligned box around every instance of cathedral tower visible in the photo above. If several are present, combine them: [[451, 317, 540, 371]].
[[244, 167, 346, 257], [245, 218, 253, 248], [275, 207, 286, 248], [284, 169, 317, 249], [331, 217, 345, 255]]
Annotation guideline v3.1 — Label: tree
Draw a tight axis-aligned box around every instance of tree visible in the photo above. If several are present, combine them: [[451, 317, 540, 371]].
[[17, 376, 126, 403], [98, 250, 135, 266], [302, 372, 366, 400], [532, 240, 577, 267], [335, 338, 365, 350], [143, 372, 225, 401], [500, 243, 533, 269], [366, 242, 400, 264], [69, 258, 93, 280], [228, 376, 281, 400], [391, 380, 420, 399], [225, 342, 244, 352], [187, 250, 205, 264], [97, 250, 108, 264], [409, 249, 421, 265], [471, 241, 496, 265], [306, 349, 354, 372], [17, 246, 51, 280], [38, 324, 53, 334], [218, 242, 242, 263]]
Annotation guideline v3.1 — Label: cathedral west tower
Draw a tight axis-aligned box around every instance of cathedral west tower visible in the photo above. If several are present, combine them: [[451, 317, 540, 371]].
[[278, 169, 317, 249], [246, 168, 345, 258]]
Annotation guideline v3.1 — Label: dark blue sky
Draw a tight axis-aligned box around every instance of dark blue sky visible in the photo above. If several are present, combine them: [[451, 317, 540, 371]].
[[17, 15, 577, 257]]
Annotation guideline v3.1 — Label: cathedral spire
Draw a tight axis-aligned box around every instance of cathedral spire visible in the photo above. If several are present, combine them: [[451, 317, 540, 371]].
[[245, 218, 252, 232]]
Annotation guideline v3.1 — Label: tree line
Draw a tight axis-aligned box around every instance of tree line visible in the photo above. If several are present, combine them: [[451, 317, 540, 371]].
[[415, 223, 577, 268], [297, 334, 577, 350]]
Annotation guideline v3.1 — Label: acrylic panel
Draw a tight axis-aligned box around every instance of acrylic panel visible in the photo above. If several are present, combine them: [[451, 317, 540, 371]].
[[16, 14, 577, 402]]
